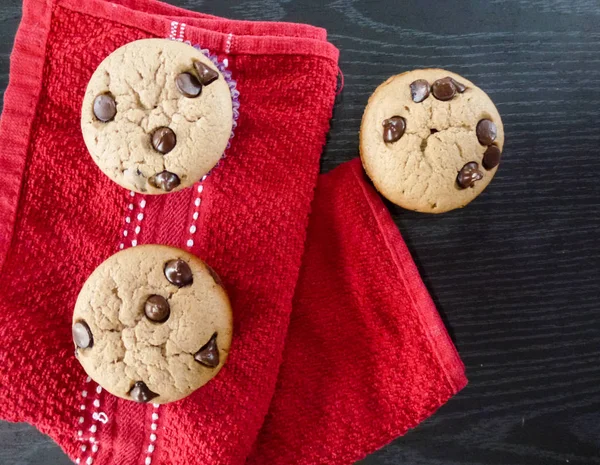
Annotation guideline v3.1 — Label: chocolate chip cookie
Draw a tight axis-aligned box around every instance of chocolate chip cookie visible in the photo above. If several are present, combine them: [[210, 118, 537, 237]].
[[360, 69, 504, 213], [81, 39, 233, 194], [73, 245, 233, 404]]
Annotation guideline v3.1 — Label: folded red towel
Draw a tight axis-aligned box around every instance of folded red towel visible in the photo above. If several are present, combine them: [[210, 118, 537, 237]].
[[0, 0, 466, 464], [250, 159, 466, 464]]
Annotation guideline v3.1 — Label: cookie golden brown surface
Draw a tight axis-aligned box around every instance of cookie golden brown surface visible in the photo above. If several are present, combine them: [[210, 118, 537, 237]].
[[72, 245, 233, 404], [81, 39, 233, 194], [360, 69, 504, 213]]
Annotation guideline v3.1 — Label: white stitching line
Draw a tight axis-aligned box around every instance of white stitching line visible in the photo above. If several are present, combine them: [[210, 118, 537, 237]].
[[185, 177, 207, 249], [143, 404, 160, 465], [169, 21, 178, 41], [74, 376, 91, 461], [120, 192, 146, 248], [225, 33, 234, 54], [76, 379, 103, 464], [120, 191, 135, 249], [131, 195, 146, 247], [177, 23, 186, 42]]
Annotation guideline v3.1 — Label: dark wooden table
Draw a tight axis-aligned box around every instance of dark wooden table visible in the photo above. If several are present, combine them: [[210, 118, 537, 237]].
[[1, 0, 599, 464]]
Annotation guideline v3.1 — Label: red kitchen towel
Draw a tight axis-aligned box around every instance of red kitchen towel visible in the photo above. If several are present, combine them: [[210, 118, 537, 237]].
[[0, 0, 338, 463], [249, 159, 466, 464], [0, 0, 466, 464]]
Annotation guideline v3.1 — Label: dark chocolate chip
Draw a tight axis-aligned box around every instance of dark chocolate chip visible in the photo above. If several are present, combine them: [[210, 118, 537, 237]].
[[144, 295, 170, 322], [149, 171, 180, 192], [476, 119, 497, 146], [194, 334, 219, 368], [205, 264, 223, 287], [410, 79, 430, 103], [73, 321, 93, 349], [483, 145, 502, 170], [129, 381, 158, 403], [457, 162, 484, 189], [151, 127, 177, 154], [175, 72, 202, 98], [93, 94, 117, 122], [451, 78, 467, 93], [382, 116, 406, 143], [193, 61, 219, 86], [164, 259, 193, 287], [432, 77, 456, 101]]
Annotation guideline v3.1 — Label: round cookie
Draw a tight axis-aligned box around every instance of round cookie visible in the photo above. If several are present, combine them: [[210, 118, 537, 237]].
[[81, 39, 233, 194], [72, 245, 233, 404], [360, 69, 504, 213]]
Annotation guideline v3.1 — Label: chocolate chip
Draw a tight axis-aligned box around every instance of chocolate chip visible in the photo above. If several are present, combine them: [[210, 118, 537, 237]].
[[382, 116, 406, 143], [129, 381, 158, 403], [164, 259, 193, 287], [457, 162, 484, 189], [93, 93, 116, 122], [451, 78, 467, 93], [194, 334, 219, 368], [432, 77, 456, 101], [149, 171, 180, 192], [144, 295, 170, 322], [193, 61, 219, 86], [483, 145, 502, 170], [175, 72, 202, 98], [73, 321, 93, 349], [476, 119, 497, 146], [151, 127, 177, 154], [410, 79, 430, 103]]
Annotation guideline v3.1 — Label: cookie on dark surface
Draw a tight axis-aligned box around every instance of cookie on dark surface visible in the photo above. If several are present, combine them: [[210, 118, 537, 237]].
[[360, 69, 504, 213]]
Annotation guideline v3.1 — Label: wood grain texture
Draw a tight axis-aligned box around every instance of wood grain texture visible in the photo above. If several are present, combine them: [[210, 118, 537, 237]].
[[1, 0, 599, 464]]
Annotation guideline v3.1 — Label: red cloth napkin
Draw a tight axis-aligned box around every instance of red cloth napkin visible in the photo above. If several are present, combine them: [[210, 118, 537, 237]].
[[250, 159, 466, 464], [0, 0, 466, 464]]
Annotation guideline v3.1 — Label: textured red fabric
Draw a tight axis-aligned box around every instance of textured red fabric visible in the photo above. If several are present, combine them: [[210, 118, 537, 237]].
[[249, 159, 467, 464], [0, 0, 338, 464], [0, 0, 466, 464]]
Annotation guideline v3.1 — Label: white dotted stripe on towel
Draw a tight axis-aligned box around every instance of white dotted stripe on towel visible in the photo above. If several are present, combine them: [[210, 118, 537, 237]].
[[170, 21, 178, 41], [178, 23, 186, 42], [76, 382, 104, 464], [130, 196, 146, 247], [186, 177, 207, 249], [143, 404, 161, 465], [225, 33, 234, 54], [75, 377, 91, 443], [120, 192, 136, 249], [120, 193, 146, 248]]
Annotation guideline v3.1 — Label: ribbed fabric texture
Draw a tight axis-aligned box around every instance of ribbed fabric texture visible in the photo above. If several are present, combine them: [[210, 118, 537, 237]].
[[250, 159, 467, 464], [0, 0, 466, 464]]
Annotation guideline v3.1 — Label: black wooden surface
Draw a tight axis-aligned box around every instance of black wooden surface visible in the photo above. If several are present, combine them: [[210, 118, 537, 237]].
[[1, 0, 600, 464]]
